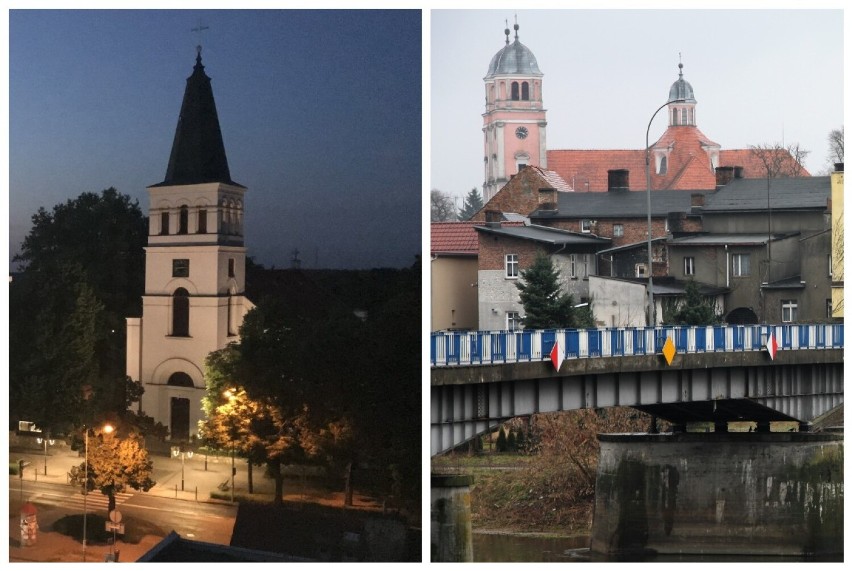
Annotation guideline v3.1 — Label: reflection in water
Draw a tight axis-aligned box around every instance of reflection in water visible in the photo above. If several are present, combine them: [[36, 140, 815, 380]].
[[472, 533, 590, 562]]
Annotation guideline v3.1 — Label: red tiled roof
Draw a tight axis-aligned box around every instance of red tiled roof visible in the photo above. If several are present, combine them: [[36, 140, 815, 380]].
[[547, 125, 809, 193], [431, 221, 525, 255], [431, 222, 480, 255]]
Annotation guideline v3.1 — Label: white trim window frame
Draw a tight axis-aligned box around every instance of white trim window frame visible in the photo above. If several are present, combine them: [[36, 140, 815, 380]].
[[505, 253, 519, 279]]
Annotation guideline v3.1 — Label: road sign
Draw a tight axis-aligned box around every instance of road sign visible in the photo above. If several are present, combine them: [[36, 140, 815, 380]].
[[662, 337, 676, 366], [109, 509, 122, 523], [105, 522, 125, 534]]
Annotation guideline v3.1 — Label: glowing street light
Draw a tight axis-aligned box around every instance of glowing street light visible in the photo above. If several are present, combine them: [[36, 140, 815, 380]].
[[224, 388, 238, 503], [171, 446, 194, 491], [35, 436, 56, 476], [82, 423, 113, 562]]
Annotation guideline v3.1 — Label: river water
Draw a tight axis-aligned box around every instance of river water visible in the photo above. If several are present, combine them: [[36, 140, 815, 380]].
[[472, 533, 843, 562]]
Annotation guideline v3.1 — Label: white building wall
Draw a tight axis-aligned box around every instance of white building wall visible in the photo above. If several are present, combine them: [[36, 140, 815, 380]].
[[589, 276, 648, 327]]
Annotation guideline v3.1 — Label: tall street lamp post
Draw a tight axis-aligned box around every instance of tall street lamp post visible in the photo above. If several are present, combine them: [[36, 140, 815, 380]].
[[645, 98, 685, 326], [82, 423, 112, 562], [171, 446, 194, 491], [224, 389, 238, 503], [35, 436, 56, 475]]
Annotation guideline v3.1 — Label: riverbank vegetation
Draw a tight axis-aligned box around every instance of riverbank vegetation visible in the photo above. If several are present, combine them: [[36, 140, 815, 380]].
[[431, 407, 657, 535]]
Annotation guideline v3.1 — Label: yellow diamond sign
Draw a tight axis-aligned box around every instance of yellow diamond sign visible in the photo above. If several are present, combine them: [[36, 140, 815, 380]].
[[662, 337, 676, 366]]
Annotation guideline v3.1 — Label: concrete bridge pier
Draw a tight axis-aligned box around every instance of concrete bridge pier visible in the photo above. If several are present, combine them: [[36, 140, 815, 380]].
[[590, 432, 843, 559], [430, 474, 474, 562]]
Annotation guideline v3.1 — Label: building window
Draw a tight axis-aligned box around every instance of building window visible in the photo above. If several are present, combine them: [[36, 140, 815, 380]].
[[167, 372, 194, 387], [684, 257, 695, 276], [581, 220, 592, 233], [659, 155, 668, 175], [160, 211, 170, 235], [178, 205, 188, 235], [681, 108, 688, 125], [635, 263, 648, 278], [781, 299, 798, 323], [228, 258, 235, 278], [672, 108, 678, 125], [172, 259, 189, 278], [732, 254, 750, 277], [172, 288, 190, 337], [826, 299, 833, 319], [613, 224, 624, 237], [569, 254, 577, 278], [581, 254, 589, 278], [198, 209, 207, 234], [511, 81, 520, 101], [505, 254, 519, 278], [507, 312, 522, 331], [828, 254, 832, 278], [521, 82, 530, 100]]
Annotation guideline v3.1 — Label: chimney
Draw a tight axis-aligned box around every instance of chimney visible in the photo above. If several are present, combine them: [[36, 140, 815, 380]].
[[715, 166, 735, 188], [537, 188, 557, 211], [484, 210, 502, 227], [607, 169, 629, 192], [733, 166, 744, 179], [691, 193, 705, 208], [835, 162, 844, 173]]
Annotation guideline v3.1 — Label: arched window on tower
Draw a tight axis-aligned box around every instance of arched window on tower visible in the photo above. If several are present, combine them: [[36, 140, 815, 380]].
[[160, 211, 170, 235], [178, 205, 188, 235], [197, 209, 207, 234], [172, 288, 189, 337], [681, 109, 688, 125], [521, 82, 530, 100], [511, 82, 520, 101], [659, 156, 668, 175]]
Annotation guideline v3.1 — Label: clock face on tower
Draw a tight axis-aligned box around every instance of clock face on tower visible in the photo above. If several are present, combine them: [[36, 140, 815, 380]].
[[515, 126, 529, 139]]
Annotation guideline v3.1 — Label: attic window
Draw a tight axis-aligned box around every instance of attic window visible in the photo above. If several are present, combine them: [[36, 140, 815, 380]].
[[658, 155, 668, 175], [581, 220, 592, 233]]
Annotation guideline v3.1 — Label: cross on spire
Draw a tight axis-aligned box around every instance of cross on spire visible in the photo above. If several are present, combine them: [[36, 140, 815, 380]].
[[191, 21, 210, 55]]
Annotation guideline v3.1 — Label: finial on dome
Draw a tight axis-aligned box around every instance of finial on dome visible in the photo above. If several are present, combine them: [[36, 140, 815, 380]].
[[678, 52, 683, 78], [514, 15, 519, 40], [504, 20, 510, 45]]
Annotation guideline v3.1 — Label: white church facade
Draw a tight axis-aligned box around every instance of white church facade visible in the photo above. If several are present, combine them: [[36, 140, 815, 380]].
[[126, 48, 253, 441]]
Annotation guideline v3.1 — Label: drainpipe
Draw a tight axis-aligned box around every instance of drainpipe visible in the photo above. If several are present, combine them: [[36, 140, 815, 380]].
[[725, 244, 729, 288]]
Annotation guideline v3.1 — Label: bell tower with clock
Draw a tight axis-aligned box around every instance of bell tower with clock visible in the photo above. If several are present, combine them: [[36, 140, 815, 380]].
[[482, 20, 547, 201]]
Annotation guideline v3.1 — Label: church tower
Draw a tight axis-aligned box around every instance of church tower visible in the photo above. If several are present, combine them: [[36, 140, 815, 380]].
[[126, 48, 253, 441], [482, 21, 546, 201]]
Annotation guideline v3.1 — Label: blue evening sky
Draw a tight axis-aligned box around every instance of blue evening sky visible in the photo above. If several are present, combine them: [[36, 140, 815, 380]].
[[9, 9, 422, 270]]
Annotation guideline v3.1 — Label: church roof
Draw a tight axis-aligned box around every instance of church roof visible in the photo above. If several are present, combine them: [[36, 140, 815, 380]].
[[702, 176, 829, 212], [532, 189, 707, 219], [151, 49, 243, 188], [485, 24, 542, 78], [668, 63, 696, 103]]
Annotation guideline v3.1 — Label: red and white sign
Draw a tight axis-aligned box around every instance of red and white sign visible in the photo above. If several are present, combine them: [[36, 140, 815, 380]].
[[550, 341, 565, 371], [766, 332, 778, 360]]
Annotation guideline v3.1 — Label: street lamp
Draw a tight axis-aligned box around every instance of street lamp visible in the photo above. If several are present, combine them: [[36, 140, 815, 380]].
[[82, 423, 113, 562], [224, 388, 238, 503], [35, 436, 56, 476], [171, 446, 194, 491], [645, 98, 686, 326]]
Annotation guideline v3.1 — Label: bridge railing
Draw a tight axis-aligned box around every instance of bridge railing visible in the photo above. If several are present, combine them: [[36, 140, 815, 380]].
[[431, 324, 844, 367]]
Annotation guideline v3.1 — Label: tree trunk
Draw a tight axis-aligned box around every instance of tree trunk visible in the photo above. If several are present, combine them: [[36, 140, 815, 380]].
[[344, 461, 354, 507], [247, 460, 253, 494], [108, 491, 116, 514], [270, 460, 284, 505]]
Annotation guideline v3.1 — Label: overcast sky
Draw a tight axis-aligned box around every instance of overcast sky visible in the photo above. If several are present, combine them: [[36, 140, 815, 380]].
[[431, 8, 844, 202], [9, 9, 421, 270]]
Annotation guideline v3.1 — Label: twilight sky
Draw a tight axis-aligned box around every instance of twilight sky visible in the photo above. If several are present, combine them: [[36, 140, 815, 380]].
[[9, 9, 422, 270], [431, 9, 844, 202]]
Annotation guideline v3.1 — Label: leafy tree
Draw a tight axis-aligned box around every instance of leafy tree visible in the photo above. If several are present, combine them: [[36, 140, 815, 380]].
[[665, 280, 720, 326], [457, 187, 484, 221], [516, 253, 579, 329], [10, 188, 148, 431], [431, 189, 457, 221], [69, 427, 155, 513]]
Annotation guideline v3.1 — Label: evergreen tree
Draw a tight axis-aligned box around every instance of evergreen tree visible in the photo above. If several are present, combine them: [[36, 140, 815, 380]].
[[667, 280, 719, 325], [457, 187, 484, 221], [515, 428, 526, 453], [516, 253, 578, 329], [507, 428, 517, 452], [496, 426, 508, 452]]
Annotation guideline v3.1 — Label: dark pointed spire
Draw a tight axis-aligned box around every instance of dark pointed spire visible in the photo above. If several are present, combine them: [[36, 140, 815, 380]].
[[152, 48, 242, 188]]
